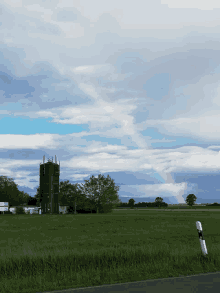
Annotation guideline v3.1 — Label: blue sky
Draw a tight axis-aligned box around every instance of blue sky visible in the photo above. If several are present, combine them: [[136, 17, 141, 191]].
[[1, 0, 220, 205]]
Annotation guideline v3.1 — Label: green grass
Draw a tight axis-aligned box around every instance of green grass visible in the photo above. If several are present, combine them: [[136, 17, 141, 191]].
[[165, 205, 220, 209], [0, 209, 220, 293], [117, 205, 220, 210]]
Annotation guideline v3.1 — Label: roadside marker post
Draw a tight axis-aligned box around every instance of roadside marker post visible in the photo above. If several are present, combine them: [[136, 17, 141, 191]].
[[196, 221, 208, 257]]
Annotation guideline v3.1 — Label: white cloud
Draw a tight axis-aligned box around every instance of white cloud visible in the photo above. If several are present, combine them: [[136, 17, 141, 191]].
[[0, 0, 220, 204], [162, 0, 220, 10]]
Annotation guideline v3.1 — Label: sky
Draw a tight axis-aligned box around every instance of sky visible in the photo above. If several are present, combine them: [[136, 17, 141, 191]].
[[1, 0, 220, 206]]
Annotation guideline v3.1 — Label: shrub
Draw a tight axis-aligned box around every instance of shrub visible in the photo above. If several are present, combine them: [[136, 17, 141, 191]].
[[66, 206, 75, 214], [0, 211, 13, 215], [15, 206, 26, 215], [98, 205, 114, 214]]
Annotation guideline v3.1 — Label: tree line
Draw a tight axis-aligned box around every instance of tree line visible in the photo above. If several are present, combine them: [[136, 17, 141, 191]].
[[0, 174, 123, 214], [124, 197, 168, 208], [118, 194, 213, 208], [1, 175, 217, 213]]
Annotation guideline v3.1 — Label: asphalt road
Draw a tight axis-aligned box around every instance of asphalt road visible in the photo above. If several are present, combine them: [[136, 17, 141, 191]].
[[37, 271, 220, 293]]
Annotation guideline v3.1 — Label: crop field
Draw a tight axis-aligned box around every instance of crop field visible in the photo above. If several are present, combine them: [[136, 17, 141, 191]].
[[116, 205, 220, 210], [0, 208, 220, 293]]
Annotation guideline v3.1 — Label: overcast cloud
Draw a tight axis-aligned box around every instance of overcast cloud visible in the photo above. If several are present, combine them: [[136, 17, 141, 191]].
[[1, 0, 220, 205]]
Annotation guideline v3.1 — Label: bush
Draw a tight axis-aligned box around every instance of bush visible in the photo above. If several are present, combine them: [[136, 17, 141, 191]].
[[66, 206, 98, 214], [98, 205, 114, 214], [208, 202, 220, 206], [0, 211, 13, 215], [15, 206, 26, 215], [66, 206, 76, 214], [66, 204, 115, 214]]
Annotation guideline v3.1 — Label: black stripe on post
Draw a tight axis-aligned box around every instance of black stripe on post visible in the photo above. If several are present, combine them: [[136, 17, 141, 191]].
[[197, 230, 204, 240]]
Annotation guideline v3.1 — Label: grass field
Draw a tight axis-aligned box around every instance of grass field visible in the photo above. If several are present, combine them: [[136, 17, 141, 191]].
[[0, 208, 220, 293], [117, 205, 220, 209]]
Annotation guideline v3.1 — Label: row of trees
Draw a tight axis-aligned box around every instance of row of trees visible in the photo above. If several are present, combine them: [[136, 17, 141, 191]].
[[0, 174, 205, 212], [126, 197, 168, 208], [0, 174, 123, 214], [121, 194, 198, 208]]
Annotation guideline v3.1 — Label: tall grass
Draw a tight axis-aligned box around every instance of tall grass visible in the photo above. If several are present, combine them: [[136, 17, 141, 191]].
[[0, 210, 220, 292]]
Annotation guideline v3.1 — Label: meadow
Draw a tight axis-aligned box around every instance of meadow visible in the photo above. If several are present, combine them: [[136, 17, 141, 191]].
[[0, 207, 220, 293], [119, 205, 220, 210]]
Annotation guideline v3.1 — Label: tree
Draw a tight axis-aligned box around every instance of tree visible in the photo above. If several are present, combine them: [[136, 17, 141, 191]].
[[155, 197, 163, 208], [58, 180, 72, 205], [58, 180, 91, 211], [186, 194, 197, 208], [128, 198, 135, 209], [33, 186, 41, 207], [0, 176, 14, 202], [16, 191, 31, 207], [78, 174, 121, 214], [0, 176, 21, 207], [97, 174, 121, 213], [0, 176, 36, 211], [26, 196, 38, 206]]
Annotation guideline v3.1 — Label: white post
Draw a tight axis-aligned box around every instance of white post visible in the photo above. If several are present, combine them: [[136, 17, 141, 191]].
[[196, 221, 208, 257]]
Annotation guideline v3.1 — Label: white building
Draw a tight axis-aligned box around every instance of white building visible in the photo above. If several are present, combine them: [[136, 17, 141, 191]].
[[0, 202, 69, 215]]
